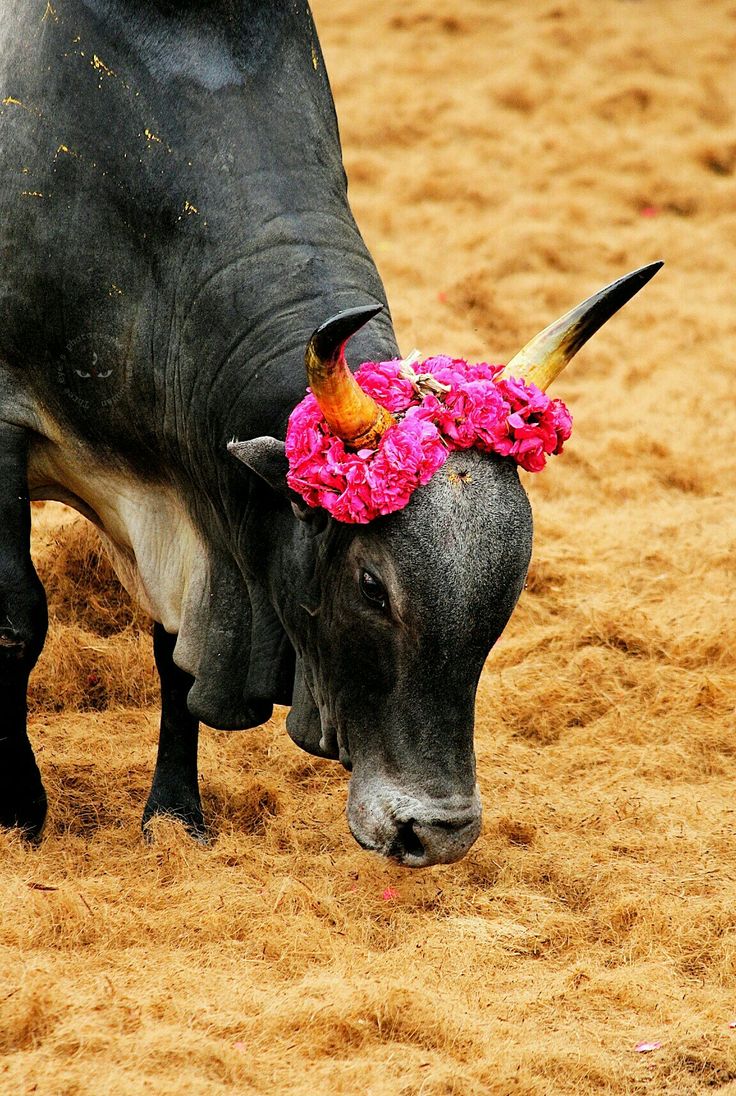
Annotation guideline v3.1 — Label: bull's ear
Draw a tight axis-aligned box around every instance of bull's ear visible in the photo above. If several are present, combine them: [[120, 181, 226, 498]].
[[228, 437, 290, 496], [227, 437, 325, 525]]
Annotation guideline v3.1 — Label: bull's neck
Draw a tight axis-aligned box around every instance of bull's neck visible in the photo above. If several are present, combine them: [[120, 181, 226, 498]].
[[227, 305, 401, 440], [168, 247, 400, 552], [170, 214, 401, 446]]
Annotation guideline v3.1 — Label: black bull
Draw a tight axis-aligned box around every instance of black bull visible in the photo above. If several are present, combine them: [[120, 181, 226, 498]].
[[0, 1, 659, 866]]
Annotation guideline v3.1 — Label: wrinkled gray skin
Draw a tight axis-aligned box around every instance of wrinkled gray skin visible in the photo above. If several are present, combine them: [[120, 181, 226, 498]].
[[0, 0, 533, 866], [232, 441, 532, 866]]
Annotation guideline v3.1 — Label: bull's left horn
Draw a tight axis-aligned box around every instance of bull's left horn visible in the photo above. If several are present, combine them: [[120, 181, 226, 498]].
[[306, 304, 394, 449], [501, 261, 663, 391]]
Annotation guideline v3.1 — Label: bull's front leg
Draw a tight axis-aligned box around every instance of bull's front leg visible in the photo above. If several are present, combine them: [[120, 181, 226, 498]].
[[0, 423, 48, 837], [142, 623, 204, 838]]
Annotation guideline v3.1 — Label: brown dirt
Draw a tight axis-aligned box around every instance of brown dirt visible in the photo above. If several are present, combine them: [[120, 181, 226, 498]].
[[3, 0, 736, 1092]]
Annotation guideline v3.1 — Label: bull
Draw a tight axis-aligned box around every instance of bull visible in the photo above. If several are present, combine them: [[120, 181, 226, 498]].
[[0, 0, 660, 865]]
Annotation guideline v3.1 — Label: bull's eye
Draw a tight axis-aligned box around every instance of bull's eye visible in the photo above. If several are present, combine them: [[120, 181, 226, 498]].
[[359, 569, 387, 610]]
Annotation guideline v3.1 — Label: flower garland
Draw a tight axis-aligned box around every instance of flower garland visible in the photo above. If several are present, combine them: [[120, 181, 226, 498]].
[[285, 356, 573, 524]]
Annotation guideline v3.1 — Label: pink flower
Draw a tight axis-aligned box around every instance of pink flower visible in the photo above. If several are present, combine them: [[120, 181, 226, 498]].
[[369, 418, 448, 515], [441, 380, 510, 451], [550, 399, 573, 452], [497, 377, 573, 470], [355, 359, 415, 413]]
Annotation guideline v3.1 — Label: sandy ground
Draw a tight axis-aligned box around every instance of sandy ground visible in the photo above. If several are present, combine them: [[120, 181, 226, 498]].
[[3, 0, 736, 1092]]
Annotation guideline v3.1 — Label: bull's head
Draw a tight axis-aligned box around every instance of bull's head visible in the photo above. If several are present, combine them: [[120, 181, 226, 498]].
[[230, 263, 661, 867]]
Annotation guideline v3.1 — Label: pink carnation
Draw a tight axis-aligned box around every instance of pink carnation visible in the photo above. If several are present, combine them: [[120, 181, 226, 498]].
[[439, 380, 510, 451], [497, 376, 573, 471], [285, 356, 573, 523], [354, 359, 415, 413]]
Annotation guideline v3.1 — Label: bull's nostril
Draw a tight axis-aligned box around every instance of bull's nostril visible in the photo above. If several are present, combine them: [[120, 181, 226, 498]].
[[392, 820, 425, 861]]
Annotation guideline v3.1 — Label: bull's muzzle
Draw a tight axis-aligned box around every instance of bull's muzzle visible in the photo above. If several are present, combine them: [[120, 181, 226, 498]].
[[347, 778, 482, 868]]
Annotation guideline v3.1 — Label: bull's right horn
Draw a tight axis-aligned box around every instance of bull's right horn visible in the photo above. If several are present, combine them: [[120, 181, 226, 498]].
[[305, 305, 395, 450], [501, 261, 664, 391]]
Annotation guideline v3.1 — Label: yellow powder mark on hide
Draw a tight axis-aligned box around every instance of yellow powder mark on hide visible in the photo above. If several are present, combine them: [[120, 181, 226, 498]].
[[311, 45, 319, 70], [42, 2, 58, 22], [109, 284, 123, 297], [21, 190, 44, 198], [91, 55, 115, 79], [143, 128, 172, 153], [56, 144, 78, 158], [183, 200, 198, 215], [447, 470, 473, 488], [2, 97, 43, 119]]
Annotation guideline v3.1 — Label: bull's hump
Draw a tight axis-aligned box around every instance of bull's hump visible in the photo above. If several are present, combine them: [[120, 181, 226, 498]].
[[0, 1, 338, 224], [93, 1, 287, 91]]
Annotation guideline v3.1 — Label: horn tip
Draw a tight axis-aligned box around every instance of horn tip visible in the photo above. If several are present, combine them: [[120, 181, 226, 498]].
[[312, 303, 383, 340], [635, 259, 664, 282]]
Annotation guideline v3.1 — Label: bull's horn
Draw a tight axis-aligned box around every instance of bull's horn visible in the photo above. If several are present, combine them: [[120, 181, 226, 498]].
[[501, 261, 663, 391], [305, 304, 394, 449]]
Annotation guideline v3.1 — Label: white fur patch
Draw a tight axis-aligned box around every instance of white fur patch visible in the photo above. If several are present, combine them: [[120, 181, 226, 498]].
[[27, 424, 209, 676]]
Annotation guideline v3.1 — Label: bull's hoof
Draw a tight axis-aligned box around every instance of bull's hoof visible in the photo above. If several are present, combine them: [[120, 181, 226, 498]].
[[142, 791, 206, 842], [0, 738, 47, 839]]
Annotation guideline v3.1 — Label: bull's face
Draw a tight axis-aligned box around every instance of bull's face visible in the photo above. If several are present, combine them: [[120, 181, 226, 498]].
[[230, 262, 661, 866], [230, 442, 531, 867], [286, 449, 531, 866]]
